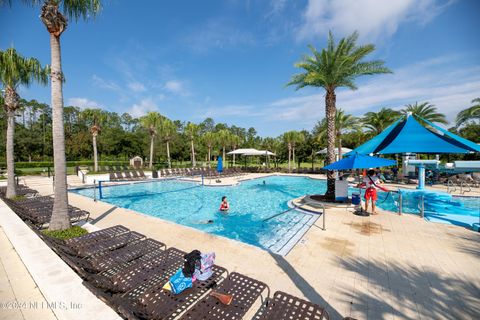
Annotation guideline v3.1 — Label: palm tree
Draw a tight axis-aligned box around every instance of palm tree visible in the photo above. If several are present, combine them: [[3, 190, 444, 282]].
[[32, 0, 101, 230], [80, 108, 105, 172], [140, 111, 162, 169], [287, 31, 391, 199], [316, 109, 360, 158], [160, 118, 176, 168], [203, 131, 216, 168], [229, 134, 241, 166], [262, 137, 280, 167], [362, 107, 401, 135], [184, 122, 199, 167], [282, 131, 296, 172], [456, 98, 480, 128], [291, 131, 305, 169], [402, 101, 448, 124], [217, 129, 231, 167], [0, 48, 49, 199]]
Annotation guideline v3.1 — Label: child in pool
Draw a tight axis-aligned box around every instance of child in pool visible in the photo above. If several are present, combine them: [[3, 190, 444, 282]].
[[219, 196, 229, 212]]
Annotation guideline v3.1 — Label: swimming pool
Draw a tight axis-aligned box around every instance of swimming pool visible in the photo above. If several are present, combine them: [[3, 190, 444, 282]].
[[73, 176, 480, 253]]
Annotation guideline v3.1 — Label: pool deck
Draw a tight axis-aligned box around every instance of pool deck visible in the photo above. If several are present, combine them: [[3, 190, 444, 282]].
[[2, 174, 480, 319]]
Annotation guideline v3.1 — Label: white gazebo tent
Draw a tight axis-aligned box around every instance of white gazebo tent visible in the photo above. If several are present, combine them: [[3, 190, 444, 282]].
[[227, 148, 259, 166], [227, 149, 276, 168]]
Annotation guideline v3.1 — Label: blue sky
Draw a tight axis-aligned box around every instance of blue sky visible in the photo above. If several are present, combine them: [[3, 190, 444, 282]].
[[1, 0, 479, 136]]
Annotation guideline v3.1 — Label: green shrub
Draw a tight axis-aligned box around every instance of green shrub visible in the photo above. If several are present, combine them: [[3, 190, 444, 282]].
[[10, 195, 26, 201], [42, 226, 88, 240]]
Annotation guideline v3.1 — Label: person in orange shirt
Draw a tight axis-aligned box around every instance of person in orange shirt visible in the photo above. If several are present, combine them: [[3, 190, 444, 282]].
[[362, 169, 381, 214]]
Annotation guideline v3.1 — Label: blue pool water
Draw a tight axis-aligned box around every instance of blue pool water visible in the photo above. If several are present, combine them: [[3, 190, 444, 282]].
[[73, 176, 480, 251]]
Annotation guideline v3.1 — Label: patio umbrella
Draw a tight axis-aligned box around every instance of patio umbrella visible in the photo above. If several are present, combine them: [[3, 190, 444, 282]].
[[217, 156, 223, 173], [323, 153, 396, 170], [323, 153, 396, 215]]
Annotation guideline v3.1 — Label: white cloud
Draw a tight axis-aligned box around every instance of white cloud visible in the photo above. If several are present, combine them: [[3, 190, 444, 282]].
[[92, 75, 122, 92], [127, 81, 146, 92], [127, 98, 160, 118], [297, 0, 455, 41], [263, 55, 480, 127], [67, 97, 102, 109], [164, 80, 188, 95]]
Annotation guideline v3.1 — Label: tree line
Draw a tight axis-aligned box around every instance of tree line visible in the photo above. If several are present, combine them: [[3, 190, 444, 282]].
[[1, 97, 478, 170], [1, 0, 479, 231]]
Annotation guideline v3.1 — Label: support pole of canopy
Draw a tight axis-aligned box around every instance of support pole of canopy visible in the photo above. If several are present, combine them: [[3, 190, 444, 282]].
[[417, 164, 425, 190]]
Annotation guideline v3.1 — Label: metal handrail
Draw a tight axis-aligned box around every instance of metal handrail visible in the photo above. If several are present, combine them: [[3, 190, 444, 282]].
[[447, 179, 456, 193], [298, 199, 326, 231], [460, 181, 472, 195]]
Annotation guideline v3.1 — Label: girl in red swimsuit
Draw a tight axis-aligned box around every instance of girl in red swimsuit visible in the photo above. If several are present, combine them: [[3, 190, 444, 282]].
[[219, 196, 229, 212]]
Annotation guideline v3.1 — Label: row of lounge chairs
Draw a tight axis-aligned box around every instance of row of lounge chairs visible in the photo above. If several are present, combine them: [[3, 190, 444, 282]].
[[243, 167, 325, 174], [446, 173, 480, 188], [89, 165, 132, 172], [33, 224, 330, 320], [0, 184, 38, 197], [1, 190, 332, 319], [109, 170, 147, 181], [4, 196, 89, 227], [1, 186, 89, 228], [158, 167, 246, 179]]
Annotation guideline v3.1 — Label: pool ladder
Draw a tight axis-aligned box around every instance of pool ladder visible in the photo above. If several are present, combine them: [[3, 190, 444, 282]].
[[447, 180, 472, 194]]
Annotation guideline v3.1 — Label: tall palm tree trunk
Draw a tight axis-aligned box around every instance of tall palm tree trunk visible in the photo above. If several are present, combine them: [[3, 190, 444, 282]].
[[288, 144, 291, 172], [49, 33, 70, 230], [5, 109, 16, 198], [149, 136, 154, 169], [338, 135, 343, 160], [208, 147, 211, 168], [233, 153, 236, 167], [325, 89, 337, 199], [191, 140, 196, 167], [166, 141, 171, 168], [292, 145, 296, 170], [92, 133, 98, 172], [222, 146, 226, 168]]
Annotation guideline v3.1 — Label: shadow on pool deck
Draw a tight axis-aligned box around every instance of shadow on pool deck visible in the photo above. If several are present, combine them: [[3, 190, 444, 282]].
[[453, 233, 480, 258], [338, 257, 480, 319], [90, 206, 118, 224], [269, 252, 344, 319]]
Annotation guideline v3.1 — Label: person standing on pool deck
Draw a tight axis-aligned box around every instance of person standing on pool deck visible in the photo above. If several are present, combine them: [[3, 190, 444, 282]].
[[219, 196, 229, 212], [363, 169, 381, 214]]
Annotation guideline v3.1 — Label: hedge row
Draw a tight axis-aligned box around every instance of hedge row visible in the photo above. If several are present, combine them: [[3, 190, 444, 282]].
[[0, 160, 129, 168]]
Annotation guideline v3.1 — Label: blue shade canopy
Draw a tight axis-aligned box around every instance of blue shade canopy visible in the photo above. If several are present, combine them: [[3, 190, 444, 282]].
[[323, 153, 396, 170], [217, 156, 223, 173], [347, 114, 480, 155]]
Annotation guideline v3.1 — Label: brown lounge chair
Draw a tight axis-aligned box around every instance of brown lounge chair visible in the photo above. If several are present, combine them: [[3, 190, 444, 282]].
[[46, 225, 130, 256], [116, 263, 228, 320], [61, 238, 165, 276], [253, 291, 330, 320], [178, 272, 268, 320]]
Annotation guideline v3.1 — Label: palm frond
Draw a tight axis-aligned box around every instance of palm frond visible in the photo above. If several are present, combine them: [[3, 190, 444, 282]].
[[287, 31, 391, 91]]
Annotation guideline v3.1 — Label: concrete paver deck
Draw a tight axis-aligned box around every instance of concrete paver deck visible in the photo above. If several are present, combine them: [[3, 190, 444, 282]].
[[5, 174, 480, 319], [0, 227, 56, 320]]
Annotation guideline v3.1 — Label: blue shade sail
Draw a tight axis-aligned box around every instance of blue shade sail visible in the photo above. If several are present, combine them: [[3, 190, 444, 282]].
[[322, 153, 396, 170], [348, 114, 480, 155]]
